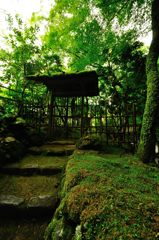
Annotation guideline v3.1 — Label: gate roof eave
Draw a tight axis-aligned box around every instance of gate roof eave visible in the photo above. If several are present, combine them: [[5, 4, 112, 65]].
[[26, 71, 99, 97]]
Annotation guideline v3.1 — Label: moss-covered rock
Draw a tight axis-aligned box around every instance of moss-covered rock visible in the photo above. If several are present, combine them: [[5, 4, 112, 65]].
[[45, 151, 159, 240]]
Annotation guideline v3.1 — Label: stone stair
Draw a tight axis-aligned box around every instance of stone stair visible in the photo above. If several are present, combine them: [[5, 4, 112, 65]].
[[28, 141, 75, 156], [1, 155, 67, 176], [0, 140, 76, 240]]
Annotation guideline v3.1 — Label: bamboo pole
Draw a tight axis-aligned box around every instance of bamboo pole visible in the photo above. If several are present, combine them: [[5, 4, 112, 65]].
[[48, 90, 54, 138]]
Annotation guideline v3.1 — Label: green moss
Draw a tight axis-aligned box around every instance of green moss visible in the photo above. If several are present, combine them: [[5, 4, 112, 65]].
[[47, 150, 159, 239], [138, 51, 159, 163]]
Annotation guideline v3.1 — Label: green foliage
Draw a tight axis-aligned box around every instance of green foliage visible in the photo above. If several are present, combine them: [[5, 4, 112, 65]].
[[44, 0, 150, 70], [98, 34, 147, 114], [40, 0, 148, 119], [93, 0, 151, 29], [0, 14, 42, 115], [0, 13, 63, 117]]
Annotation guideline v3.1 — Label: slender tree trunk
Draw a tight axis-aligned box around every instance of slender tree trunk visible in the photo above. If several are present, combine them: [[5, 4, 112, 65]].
[[137, 0, 159, 163]]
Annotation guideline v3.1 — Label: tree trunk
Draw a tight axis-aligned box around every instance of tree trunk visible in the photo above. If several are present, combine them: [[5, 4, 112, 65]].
[[137, 0, 159, 163]]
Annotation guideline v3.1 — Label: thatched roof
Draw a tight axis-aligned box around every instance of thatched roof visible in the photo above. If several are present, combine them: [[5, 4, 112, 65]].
[[26, 71, 99, 97]]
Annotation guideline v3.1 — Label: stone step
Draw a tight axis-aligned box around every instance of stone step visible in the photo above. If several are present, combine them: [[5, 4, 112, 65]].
[[0, 194, 59, 217], [0, 166, 63, 175], [0, 155, 68, 176], [28, 144, 75, 156], [48, 140, 75, 145], [0, 217, 50, 240], [0, 174, 60, 217]]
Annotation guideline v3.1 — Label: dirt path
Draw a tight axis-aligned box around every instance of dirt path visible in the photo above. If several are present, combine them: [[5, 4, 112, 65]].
[[0, 141, 75, 240]]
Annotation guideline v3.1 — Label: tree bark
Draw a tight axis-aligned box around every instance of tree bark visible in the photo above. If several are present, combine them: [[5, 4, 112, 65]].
[[137, 0, 159, 163]]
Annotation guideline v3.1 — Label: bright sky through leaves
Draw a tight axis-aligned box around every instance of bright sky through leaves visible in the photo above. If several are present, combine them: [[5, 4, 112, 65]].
[[0, 0, 52, 34], [0, 0, 54, 48], [0, 0, 152, 46], [0, 0, 52, 18]]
